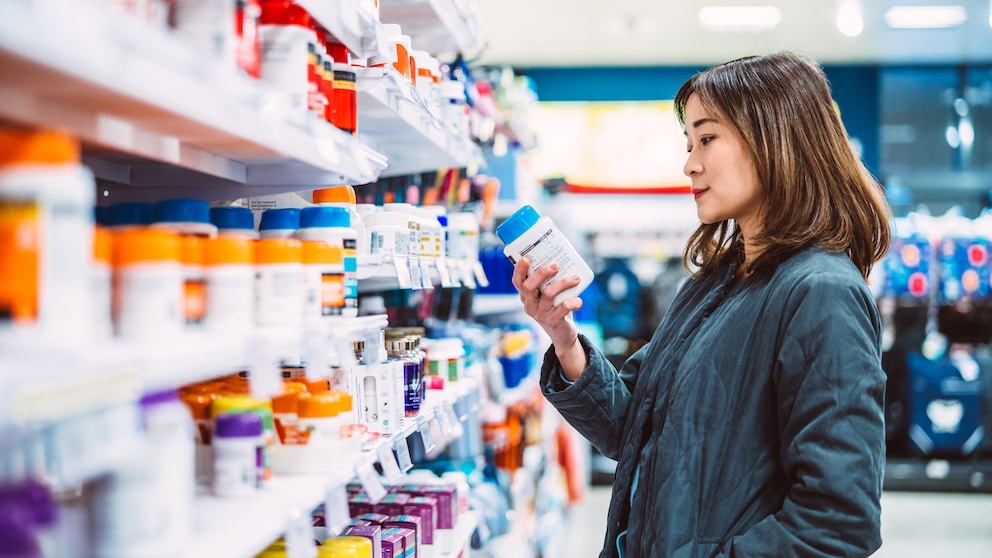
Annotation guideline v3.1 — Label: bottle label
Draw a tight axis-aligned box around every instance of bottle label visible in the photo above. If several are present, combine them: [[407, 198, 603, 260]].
[[0, 201, 39, 324]]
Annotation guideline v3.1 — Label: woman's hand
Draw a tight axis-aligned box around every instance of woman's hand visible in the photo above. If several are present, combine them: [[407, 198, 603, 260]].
[[511, 258, 588, 380]]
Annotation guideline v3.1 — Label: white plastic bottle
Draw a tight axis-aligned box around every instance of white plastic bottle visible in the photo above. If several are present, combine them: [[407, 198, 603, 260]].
[[294, 207, 358, 318], [88, 390, 195, 558], [495, 205, 593, 306]]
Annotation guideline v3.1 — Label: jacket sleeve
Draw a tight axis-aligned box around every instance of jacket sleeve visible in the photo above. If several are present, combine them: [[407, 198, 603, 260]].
[[539, 334, 642, 460], [721, 272, 885, 557]]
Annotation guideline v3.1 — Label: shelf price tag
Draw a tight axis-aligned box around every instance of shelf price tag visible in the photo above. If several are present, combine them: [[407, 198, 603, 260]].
[[473, 261, 490, 288], [325, 481, 352, 536], [459, 261, 477, 289], [356, 461, 387, 503], [419, 258, 434, 289], [377, 442, 404, 483], [409, 256, 423, 290], [436, 404, 453, 438], [394, 437, 414, 473], [418, 416, 436, 454], [392, 255, 413, 289], [436, 258, 454, 287], [285, 509, 317, 558]]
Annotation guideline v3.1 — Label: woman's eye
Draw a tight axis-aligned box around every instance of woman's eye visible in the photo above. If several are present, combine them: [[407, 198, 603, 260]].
[[700, 136, 714, 146]]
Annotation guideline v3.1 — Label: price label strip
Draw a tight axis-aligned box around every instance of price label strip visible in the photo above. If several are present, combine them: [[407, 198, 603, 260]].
[[436, 258, 454, 287], [393, 255, 413, 289], [377, 442, 404, 483], [285, 509, 317, 558], [356, 461, 387, 503], [418, 416, 436, 454], [419, 258, 434, 289], [394, 437, 414, 473], [325, 480, 353, 536]]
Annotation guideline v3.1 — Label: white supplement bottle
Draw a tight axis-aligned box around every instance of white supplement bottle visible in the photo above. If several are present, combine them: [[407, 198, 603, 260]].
[[495, 205, 594, 306]]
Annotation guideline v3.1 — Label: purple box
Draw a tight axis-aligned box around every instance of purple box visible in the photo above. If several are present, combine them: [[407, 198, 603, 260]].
[[382, 527, 405, 558], [385, 515, 422, 550], [349, 496, 373, 519], [357, 513, 391, 525], [406, 485, 457, 530], [400, 496, 437, 545], [372, 492, 409, 517], [342, 522, 381, 558], [389, 527, 416, 558]]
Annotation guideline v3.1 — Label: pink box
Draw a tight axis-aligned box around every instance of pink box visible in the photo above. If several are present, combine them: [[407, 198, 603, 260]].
[[385, 515, 423, 549], [401, 496, 437, 545], [342, 522, 381, 558], [381, 527, 405, 558]]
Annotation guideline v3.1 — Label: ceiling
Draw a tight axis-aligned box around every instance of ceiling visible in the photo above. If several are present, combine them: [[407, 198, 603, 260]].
[[470, 0, 992, 68]]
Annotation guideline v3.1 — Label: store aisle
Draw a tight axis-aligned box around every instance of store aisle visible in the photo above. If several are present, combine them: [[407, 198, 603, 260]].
[[563, 486, 992, 557]]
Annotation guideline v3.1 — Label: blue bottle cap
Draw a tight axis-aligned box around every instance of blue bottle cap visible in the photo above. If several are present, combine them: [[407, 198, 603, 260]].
[[210, 207, 254, 231], [495, 205, 540, 245], [259, 208, 300, 231], [154, 199, 210, 224], [107, 202, 155, 227], [300, 206, 350, 229]]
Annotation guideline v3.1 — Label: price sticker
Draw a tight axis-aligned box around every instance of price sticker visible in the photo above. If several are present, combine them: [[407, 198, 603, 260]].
[[436, 258, 454, 287], [377, 442, 404, 483], [356, 462, 387, 503], [409, 256, 423, 290], [324, 481, 352, 535], [394, 437, 414, 473], [436, 405, 453, 437], [419, 258, 434, 289], [393, 255, 413, 289], [418, 417, 436, 453], [285, 510, 317, 558]]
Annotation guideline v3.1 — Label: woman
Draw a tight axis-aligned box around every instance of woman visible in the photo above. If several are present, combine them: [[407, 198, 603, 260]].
[[512, 52, 891, 557]]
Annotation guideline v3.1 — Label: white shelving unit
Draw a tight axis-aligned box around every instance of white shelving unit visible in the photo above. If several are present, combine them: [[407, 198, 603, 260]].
[[0, 0, 489, 555], [381, 0, 480, 56]]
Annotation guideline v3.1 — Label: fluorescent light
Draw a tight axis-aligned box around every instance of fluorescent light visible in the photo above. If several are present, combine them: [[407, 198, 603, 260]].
[[698, 6, 781, 32], [837, 0, 864, 37], [884, 5, 967, 29]]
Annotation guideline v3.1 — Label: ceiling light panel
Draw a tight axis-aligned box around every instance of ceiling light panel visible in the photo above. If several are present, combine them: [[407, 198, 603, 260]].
[[884, 5, 968, 29], [698, 6, 782, 32]]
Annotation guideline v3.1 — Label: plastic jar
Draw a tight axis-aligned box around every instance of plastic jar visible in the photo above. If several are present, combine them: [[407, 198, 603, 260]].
[[211, 395, 275, 484], [319, 536, 374, 557], [111, 228, 184, 339], [313, 185, 364, 254], [172, 0, 261, 77], [0, 129, 95, 337], [271, 380, 306, 444], [106, 202, 154, 229], [387, 337, 423, 417], [412, 50, 441, 113], [301, 240, 346, 323], [424, 337, 465, 382], [297, 391, 344, 444], [382, 203, 421, 256], [92, 226, 113, 338], [440, 80, 469, 138], [321, 56, 336, 123], [496, 205, 594, 306], [210, 206, 258, 239], [203, 235, 255, 333], [253, 237, 305, 327], [327, 42, 357, 135], [212, 412, 263, 496], [295, 207, 358, 318], [88, 390, 195, 558], [366, 210, 412, 257], [446, 212, 479, 263], [258, 0, 316, 114], [259, 207, 301, 239], [152, 198, 218, 237]]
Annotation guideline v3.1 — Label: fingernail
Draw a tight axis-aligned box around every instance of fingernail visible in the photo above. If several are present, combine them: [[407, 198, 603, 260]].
[[550, 263, 559, 272]]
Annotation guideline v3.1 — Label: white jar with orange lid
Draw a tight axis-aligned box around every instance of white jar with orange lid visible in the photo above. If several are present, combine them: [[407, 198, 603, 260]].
[[0, 128, 95, 340], [203, 235, 255, 333], [253, 237, 304, 327], [111, 228, 184, 340], [302, 240, 346, 325]]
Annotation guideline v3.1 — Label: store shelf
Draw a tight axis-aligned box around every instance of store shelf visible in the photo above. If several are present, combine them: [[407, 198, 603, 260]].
[[358, 253, 481, 292], [297, 0, 367, 57], [883, 457, 992, 493], [380, 0, 480, 55], [0, 0, 388, 200], [189, 378, 479, 558], [357, 67, 482, 177]]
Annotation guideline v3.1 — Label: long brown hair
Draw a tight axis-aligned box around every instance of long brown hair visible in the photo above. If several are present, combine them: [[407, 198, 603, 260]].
[[673, 52, 890, 280]]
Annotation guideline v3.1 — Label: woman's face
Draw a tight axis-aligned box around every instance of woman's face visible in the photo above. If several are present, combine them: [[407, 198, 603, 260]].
[[682, 94, 764, 237]]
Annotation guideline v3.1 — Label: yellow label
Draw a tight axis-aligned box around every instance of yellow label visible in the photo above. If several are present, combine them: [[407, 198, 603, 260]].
[[333, 80, 357, 92]]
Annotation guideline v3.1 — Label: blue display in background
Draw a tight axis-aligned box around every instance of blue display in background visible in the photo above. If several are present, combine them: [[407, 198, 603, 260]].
[[938, 237, 992, 303], [885, 236, 932, 299]]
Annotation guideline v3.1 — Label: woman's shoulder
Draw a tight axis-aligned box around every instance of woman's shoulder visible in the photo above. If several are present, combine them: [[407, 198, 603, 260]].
[[777, 246, 863, 282]]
